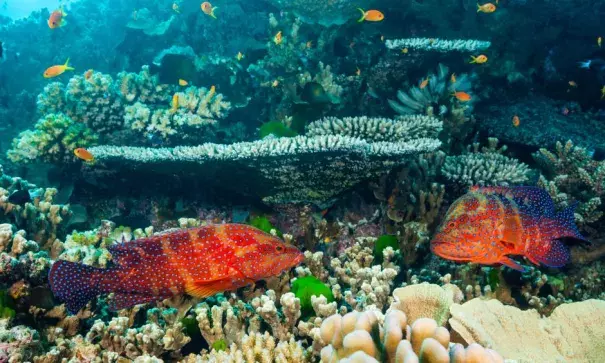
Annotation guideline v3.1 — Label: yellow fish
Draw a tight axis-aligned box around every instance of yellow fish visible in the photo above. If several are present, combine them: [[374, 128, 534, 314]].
[[274, 31, 283, 45], [356, 67, 361, 76], [272, 80, 279, 88], [599, 37, 602, 48], [419, 77, 430, 89], [236, 52, 244, 61], [179, 79, 188, 86], [209, 85, 216, 95], [601, 85, 605, 99], [469, 54, 488, 64], [401, 48, 408, 54], [171, 94, 179, 113], [450, 73, 457, 83]]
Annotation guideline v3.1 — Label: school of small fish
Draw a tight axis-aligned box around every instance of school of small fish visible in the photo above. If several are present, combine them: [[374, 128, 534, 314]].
[[49, 224, 303, 313], [431, 186, 588, 271]]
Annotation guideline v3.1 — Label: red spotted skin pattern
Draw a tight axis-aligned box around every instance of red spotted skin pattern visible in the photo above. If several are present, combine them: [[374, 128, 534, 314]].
[[49, 224, 303, 312], [431, 186, 587, 271]]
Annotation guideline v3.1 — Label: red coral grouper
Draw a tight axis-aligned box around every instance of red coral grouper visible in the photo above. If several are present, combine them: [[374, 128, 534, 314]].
[[49, 224, 303, 313], [431, 186, 588, 271]]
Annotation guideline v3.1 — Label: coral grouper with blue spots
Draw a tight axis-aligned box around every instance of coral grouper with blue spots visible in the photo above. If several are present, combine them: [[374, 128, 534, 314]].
[[49, 224, 303, 313], [431, 186, 589, 271]]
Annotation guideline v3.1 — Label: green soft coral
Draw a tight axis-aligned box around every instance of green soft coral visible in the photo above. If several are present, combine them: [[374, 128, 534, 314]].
[[7, 113, 98, 164]]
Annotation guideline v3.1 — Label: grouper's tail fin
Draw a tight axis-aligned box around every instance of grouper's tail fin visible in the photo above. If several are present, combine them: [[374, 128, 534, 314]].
[[49, 260, 103, 314]]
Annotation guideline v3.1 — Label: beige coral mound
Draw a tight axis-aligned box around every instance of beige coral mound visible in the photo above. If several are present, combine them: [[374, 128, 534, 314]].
[[388, 283, 461, 326], [449, 298, 605, 362]]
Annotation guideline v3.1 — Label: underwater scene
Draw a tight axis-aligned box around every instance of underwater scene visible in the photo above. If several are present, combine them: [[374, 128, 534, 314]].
[[0, 0, 605, 361]]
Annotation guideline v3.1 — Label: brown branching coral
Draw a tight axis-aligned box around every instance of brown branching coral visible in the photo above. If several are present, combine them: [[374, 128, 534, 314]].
[[534, 140, 605, 228]]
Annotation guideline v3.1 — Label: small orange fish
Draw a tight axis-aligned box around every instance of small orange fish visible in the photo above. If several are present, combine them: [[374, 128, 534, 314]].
[[431, 186, 588, 271], [568, 81, 578, 88], [450, 73, 457, 83], [357, 8, 385, 22], [201, 2, 218, 19], [43, 58, 74, 78], [171, 93, 179, 113], [48, 7, 67, 29], [179, 79, 188, 86], [74, 148, 94, 162], [272, 80, 279, 88], [274, 31, 283, 45], [84, 69, 94, 80], [452, 91, 472, 102], [512, 115, 520, 127], [172, 3, 180, 13], [401, 47, 408, 54], [470, 54, 488, 64], [49, 224, 303, 313], [306, 41, 313, 49], [477, 3, 496, 13], [356, 67, 361, 76], [419, 77, 430, 89]]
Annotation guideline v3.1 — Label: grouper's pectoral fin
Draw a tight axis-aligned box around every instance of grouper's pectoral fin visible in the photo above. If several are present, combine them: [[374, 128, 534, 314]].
[[109, 293, 168, 311], [498, 256, 526, 272], [185, 267, 255, 299]]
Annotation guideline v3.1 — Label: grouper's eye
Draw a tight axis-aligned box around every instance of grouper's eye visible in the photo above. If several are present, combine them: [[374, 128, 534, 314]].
[[276, 245, 284, 252], [448, 222, 455, 228]]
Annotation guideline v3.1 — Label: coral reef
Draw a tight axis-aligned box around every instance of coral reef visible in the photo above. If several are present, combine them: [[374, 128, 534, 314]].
[[7, 113, 97, 164], [534, 140, 605, 228], [449, 298, 605, 362], [386, 38, 491, 53], [86, 115, 442, 204], [442, 138, 531, 187]]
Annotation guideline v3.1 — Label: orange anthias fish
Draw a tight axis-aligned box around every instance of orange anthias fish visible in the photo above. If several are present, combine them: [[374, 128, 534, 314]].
[[201, 2, 218, 19], [431, 186, 588, 271], [74, 148, 94, 162], [49, 224, 303, 313], [48, 7, 67, 29], [419, 77, 430, 89], [84, 69, 94, 80], [470, 54, 488, 64], [171, 93, 179, 113], [452, 91, 472, 102], [274, 31, 283, 45], [477, 3, 497, 13], [512, 115, 520, 127], [357, 8, 385, 22], [43, 58, 74, 78]]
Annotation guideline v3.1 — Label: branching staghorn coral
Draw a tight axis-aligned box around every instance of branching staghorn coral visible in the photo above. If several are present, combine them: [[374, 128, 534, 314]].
[[183, 331, 310, 363], [7, 113, 98, 164], [442, 138, 531, 187], [386, 38, 491, 53], [534, 140, 605, 226]]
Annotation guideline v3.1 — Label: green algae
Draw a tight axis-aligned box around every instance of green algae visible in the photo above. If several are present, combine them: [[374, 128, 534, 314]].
[[249, 216, 282, 238], [291, 276, 333, 315], [259, 121, 298, 139], [374, 235, 399, 264]]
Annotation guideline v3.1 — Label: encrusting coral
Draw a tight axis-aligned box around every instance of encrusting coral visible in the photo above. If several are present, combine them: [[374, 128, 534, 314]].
[[442, 137, 531, 187], [449, 298, 605, 362]]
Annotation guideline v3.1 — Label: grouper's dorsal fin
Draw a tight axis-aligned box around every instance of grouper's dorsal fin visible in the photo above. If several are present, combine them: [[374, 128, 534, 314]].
[[472, 186, 556, 218]]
